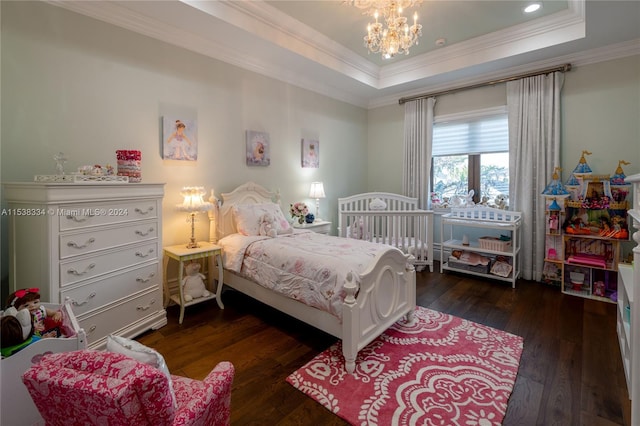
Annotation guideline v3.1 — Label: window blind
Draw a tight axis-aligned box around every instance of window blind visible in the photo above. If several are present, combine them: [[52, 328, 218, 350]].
[[432, 114, 508, 156]]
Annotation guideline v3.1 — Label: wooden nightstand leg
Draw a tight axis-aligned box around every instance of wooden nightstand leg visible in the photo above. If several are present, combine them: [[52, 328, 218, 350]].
[[178, 260, 185, 324], [215, 253, 225, 309]]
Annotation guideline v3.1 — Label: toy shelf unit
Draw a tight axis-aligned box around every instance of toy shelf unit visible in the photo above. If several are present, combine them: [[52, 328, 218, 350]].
[[562, 235, 621, 302], [558, 173, 629, 303], [440, 207, 522, 288]]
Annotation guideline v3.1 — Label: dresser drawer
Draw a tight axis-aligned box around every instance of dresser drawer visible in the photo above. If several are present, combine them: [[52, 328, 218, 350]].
[[60, 242, 158, 286], [59, 199, 159, 231], [61, 263, 159, 315], [79, 287, 163, 345], [60, 221, 158, 258]]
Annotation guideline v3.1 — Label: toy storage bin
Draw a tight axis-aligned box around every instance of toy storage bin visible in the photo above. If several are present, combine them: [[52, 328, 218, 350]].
[[478, 236, 512, 252], [1, 301, 86, 426]]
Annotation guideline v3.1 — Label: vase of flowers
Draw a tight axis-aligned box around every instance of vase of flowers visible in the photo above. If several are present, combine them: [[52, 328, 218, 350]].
[[290, 202, 309, 225]]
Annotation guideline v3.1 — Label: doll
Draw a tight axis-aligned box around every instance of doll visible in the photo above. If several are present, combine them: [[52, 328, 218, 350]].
[[6, 288, 62, 338], [0, 307, 38, 357]]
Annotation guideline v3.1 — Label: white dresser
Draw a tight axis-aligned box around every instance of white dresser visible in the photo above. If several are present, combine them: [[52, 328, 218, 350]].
[[3, 182, 167, 348]]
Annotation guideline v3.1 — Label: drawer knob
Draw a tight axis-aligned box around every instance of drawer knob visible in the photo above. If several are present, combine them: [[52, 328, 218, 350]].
[[67, 263, 96, 276], [136, 272, 156, 283], [135, 206, 154, 215], [88, 325, 97, 333], [135, 227, 155, 237], [71, 292, 96, 307], [67, 237, 96, 249], [136, 249, 155, 258]]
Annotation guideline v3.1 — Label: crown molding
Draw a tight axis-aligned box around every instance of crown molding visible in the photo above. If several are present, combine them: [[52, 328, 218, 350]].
[[369, 38, 640, 109], [209, 0, 381, 86], [378, 0, 586, 88], [42, 0, 638, 111]]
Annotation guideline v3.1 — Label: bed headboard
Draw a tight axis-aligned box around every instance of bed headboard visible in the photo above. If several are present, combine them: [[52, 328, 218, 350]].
[[208, 182, 279, 242]]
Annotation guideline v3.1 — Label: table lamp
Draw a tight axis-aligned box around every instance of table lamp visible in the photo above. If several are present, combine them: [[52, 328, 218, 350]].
[[177, 186, 213, 248], [309, 181, 325, 219]]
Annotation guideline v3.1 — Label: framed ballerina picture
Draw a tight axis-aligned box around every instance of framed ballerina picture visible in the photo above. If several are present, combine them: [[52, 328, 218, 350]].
[[301, 138, 319, 168], [163, 117, 197, 161], [246, 130, 270, 166]]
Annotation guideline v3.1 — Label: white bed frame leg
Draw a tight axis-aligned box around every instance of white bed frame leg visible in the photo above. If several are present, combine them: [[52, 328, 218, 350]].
[[342, 272, 359, 374], [405, 308, 416, 326]]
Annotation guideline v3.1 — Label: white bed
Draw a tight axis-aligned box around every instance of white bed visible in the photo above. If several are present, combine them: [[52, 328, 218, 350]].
[[208, 182, 416, 374], [338, 192, 434, 272]]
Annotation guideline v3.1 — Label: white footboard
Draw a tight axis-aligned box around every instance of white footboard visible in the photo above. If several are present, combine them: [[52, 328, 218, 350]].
[[338, 192, 434, 272], [341, 248, 416, 373]]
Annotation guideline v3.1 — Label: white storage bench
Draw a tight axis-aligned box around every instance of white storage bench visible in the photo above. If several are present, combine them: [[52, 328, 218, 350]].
[[1, 301, 86, 426]]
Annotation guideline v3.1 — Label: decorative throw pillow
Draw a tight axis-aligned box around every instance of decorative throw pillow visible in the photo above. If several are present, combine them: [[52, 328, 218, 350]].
[[106, 335, 177, 408], [233, 203, 292, 236]]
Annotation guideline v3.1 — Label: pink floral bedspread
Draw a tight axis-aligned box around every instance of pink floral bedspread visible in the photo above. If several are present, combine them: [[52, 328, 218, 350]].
[[218, 230, 397, 319]]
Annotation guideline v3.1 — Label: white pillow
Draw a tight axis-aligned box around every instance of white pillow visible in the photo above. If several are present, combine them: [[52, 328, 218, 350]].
[[106, 335, 177, 408], [233, 203, 292, 236]]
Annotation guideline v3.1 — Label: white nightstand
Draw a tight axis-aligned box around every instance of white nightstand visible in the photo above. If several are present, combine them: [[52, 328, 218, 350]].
[[293, 220, 332, 234], [162, 241, 224, 324]]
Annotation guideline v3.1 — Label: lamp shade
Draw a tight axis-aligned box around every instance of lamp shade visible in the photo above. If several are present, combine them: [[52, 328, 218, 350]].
[[176, 186, 213, 212], [309, 182, 326, 199]]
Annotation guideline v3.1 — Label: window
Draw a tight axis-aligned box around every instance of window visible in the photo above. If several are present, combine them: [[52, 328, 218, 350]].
[[431, 109, 509, 204]]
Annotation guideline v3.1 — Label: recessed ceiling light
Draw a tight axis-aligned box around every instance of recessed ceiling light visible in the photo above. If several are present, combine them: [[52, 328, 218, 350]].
[[524, 3, 541, 13]]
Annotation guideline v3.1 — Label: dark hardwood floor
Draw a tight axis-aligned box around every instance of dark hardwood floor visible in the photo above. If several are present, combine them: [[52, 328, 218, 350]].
[[137, 264, 632, 425]]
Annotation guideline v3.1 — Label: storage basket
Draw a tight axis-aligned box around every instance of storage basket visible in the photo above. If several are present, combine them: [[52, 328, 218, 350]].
[[478, 236, 511, 251]]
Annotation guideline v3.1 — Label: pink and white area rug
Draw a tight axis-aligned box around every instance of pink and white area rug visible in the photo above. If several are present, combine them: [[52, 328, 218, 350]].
[[287, 306, 524, 426]]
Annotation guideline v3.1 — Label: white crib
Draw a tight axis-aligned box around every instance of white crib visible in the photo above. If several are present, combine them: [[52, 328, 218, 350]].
[[338, 192, 434, 272]]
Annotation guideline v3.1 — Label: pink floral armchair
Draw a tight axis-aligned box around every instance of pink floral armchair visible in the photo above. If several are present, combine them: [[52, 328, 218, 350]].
[[21, 350, 234, 426]]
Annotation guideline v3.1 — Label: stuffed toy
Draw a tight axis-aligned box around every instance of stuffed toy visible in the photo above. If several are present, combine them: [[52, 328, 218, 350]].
[[6, 288, 62, 338], [258, 213, 277, 238], [182, 262, 211, 302], [464, 189, 475, 206], [494, 193, 509, 210], [1, 307, 39, 357]]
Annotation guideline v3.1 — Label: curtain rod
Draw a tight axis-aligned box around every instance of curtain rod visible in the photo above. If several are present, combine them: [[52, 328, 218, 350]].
[[398, 63, 572, 105]]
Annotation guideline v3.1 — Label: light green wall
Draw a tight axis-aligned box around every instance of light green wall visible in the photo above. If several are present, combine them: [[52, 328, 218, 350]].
[[0, 1, 367, 262], [562, 56, 640, 176]]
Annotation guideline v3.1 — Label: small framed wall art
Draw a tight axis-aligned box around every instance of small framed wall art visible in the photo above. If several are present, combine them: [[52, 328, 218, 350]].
[[301, 138, 319, 168], [246, 130, 271, 166], [163, 117, 198, 161]]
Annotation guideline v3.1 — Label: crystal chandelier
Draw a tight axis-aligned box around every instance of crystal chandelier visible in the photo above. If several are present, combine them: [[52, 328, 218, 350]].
[[349, 0, 423, 59]]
